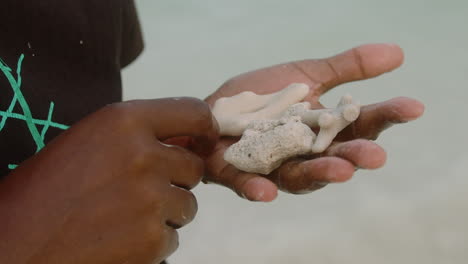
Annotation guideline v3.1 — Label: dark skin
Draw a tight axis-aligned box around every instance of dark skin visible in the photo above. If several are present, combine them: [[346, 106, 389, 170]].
[[0, 98, 219, 264], [0, 43, 424, 263], [204, 43, 425, 201]]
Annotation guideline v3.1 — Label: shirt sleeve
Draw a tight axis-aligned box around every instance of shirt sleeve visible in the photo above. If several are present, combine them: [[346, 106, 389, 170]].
[[120, 0, 144, 68]]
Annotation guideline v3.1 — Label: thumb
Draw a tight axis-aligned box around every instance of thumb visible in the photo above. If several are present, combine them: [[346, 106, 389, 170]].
[[129, 97, 220, 155]]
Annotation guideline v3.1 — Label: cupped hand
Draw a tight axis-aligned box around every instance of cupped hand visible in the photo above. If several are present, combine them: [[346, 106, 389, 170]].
[[204, 43, 424, 202], [0, 98, 218, 264]]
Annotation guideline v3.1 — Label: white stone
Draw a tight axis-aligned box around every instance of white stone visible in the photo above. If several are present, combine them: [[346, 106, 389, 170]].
[[224, 116, 315, 175]]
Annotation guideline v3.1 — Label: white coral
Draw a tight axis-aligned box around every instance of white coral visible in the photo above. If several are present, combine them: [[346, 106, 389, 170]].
[[213, 84, 361, 175], [224, 116, 315, 175], [212, 83, 310, 136], [284, 95, 360, 153]]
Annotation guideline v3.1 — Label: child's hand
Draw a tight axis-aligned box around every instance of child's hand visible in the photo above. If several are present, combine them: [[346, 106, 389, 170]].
[[204, 43, 424, 202], [0, 98, 218, 264]]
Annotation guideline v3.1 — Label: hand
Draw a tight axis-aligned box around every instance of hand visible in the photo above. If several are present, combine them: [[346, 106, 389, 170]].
[[0, 98, 218, 264], [204, 43, 424, 202]]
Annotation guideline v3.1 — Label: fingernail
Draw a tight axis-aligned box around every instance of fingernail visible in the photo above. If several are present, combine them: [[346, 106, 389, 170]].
[[242, 184, 263, 202], [253, 190, 265, 201], [242, 178, 269, 202]]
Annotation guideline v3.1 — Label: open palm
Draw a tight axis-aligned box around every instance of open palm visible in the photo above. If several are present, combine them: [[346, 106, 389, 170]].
[[203, 44, 424, 202]]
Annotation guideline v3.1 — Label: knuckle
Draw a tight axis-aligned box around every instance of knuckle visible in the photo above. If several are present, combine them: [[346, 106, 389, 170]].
[[323, 58, 341, 83], [351, 47, 367, 78], [103, 101, 140, 130], [180, 97, 214, 130], [138, 185, 159, 205], [126, 178, 160, 208], [291, 61, 322, 85], [129, 147, 158, 172]]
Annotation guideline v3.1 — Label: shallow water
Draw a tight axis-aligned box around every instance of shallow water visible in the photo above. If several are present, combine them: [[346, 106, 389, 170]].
[[123, 1, 468, 263]]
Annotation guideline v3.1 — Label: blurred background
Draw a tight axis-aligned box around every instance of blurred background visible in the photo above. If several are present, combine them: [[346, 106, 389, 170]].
[[123, 0, 467, 263]]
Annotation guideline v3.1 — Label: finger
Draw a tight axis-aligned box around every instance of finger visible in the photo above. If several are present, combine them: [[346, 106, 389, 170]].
[[246, 83, 310, 119], [269, 157, 355, 194], [212, 165, 278, 202], [293, 43, 405, 95], [336, 97, 425, 141], [159, 144, 204, 190], [154, 227, 179, 262], [120, 224, 178, 264], [206, 43, 405, 106], [204, 139, 278, 202], [122, 97, 219, 155], [165, 187, 198, 229], [324, 139, 387, 169]]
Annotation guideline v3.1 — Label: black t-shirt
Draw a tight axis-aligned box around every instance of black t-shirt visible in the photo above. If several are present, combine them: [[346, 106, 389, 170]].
[[0, 4, 170, 263], [0, 0, 144, 177]]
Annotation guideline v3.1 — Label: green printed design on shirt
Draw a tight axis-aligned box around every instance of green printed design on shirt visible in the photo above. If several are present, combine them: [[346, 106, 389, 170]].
[[0, 54, 70, 169]]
